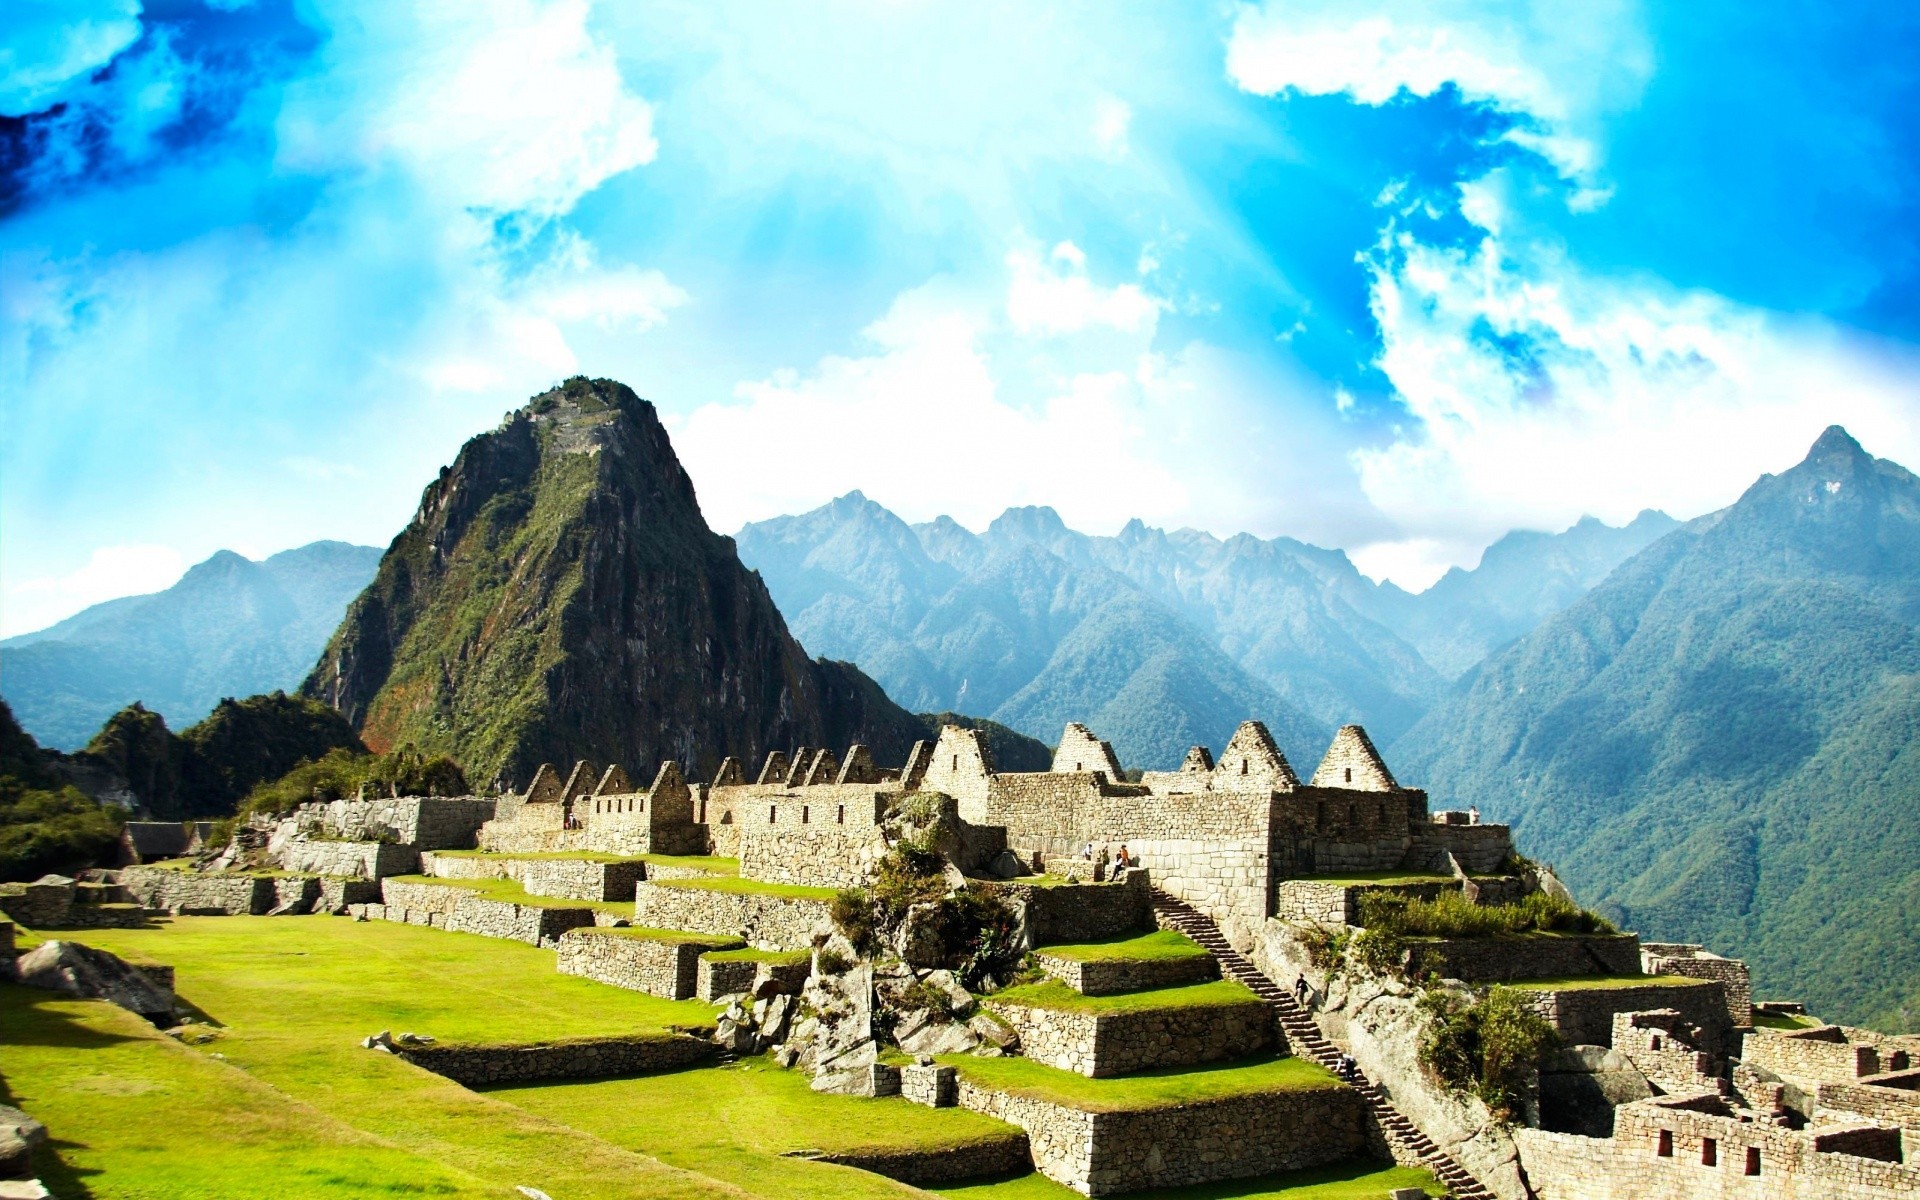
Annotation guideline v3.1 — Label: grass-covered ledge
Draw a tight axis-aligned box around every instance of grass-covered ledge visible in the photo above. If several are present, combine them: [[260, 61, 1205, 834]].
[[938, 1052, 1343, 1112], [1035, 929, 1209, 963], [989, 978, 1258, 1016], [649, 874, 841, 900], [383, 872, 632, 914]]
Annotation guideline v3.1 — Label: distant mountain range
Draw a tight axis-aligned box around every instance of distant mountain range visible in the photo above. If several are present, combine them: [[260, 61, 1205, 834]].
[[734, 494, 1672, 768], [1398, 427, 1920, 1027], [2, 542, 382, 750]]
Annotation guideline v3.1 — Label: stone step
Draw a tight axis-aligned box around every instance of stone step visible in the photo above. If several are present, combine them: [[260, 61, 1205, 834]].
[[1151, 888, 1499, 1200]]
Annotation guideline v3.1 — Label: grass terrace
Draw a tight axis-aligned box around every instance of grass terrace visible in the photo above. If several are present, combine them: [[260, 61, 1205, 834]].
[[570, 925, 745, 948], [384, 873, 632, 915], [494, 1055, 1026, 1200], [1506, 974, 1715, 992], [1753, 1010, 1822, 1031], [1290, 870, 1459, 886], [989, 978, 1260, 1016], [1037, 929, 1210, 963], [429, 850, 740, 874], [939, 1051, 1343, 1112], [936, 1161, 1445, 1199], [1359, 889, 1616, 937], [647, 875, 840, 900]]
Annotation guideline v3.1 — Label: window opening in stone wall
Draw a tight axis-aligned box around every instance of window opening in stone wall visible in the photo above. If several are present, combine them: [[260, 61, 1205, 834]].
[[1651, 1035, 1663, 1051], [837, 805, 845, 824], [952, 755, 959, 770], [1657, 1130, 1673, 1157], [1074, 762, 1083, 771], [769, 805, 777, 823], [802, 806, 809, 825], [1745, 1147, 1760, 1176], [1702, 1138, 1717, 1167], [1895, 1051, 1912, 1071], [1344, 767, 1352, 783], [1240, 759, 1248, 775]]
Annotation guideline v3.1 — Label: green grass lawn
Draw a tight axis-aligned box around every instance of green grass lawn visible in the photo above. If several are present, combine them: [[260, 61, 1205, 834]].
[[574, 925, 745, 948], [1035, 929, 1210, 963], [989, 979, 1259, 1015], [648, 875, 841, 900], [940, 1052, 1342, 1112], [384, 873, 633, 915], [1506, 974, 1714, 991], [493, 1055, 1023, 1199], [1753, 1010, 1821, 1030], [936, 1161, 1444, 1199], [23, 917, 736, 1200], [701, 946, 812, 965]]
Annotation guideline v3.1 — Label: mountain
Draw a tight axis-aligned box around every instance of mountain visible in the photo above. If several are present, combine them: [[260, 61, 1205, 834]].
[[0, 697, 120, 881], [1, 541, 381, 750], [61, 692, 366, 820], [1394, 427, 1920, 1027], [1368, 510, 1680, 677], [737, 494, 1336, 769], [301, 377, 934, 787]]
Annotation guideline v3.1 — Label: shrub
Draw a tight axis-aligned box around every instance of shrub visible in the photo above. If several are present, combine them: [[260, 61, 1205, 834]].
[[235, 745, 470, 821], [1417, 985, 1557, 1119], [1299, 924, 1349, 972], [1359, 889, 1615, 939], [816, 948, 853, 976], [1349, 926, 1406, 975], [830, 888, 878, 955]]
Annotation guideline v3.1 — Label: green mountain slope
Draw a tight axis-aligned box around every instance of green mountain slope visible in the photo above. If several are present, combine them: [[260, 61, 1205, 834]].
[[1, 541, 380, 750], [1395, 427, 1920, 1026], [301, 378, 933, 786]]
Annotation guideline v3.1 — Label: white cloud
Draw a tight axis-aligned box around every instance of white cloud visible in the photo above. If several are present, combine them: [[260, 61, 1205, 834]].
[[1346, 200, 1920, 582], [0, 0, 142, 114], [1092, 94, 1132, 158], [4, 544, 187, 637], [280, 0, 657, 218], [1226, 0, 1652, 191], [1005, 242, 1162, 337]]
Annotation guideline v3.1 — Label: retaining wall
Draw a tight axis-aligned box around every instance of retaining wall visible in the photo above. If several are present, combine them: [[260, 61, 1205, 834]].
[[1035, 951, 1217, 996], [631, 882, 831, 950], [987, 996, 1273, 1077], [1001, 871, 1152, 946], [1406, 934, 1643, 983], [555, 929, 740, 999], [379, 880, 597, 947], [1519, 980, 1732, 1053], [397, 1033, 712, 1086], [808, 1136, 1032, 1186], [118, 868, 277, 915]]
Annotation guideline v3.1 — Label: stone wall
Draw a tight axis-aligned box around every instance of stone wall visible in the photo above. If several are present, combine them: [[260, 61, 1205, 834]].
[[631, 881, 832, 950], [419, 852, 518, 881], [555, 929, 740, 999], [987, 995, 1273, 1077], [396, 1033, 713, 1086], [739, 826, 882, 890], [1517, 1094, 1920, 1199], [1642, 944, 1753, 1028], [955, 1075, 1365, 1196], [379, 880, 596, 947], [118, 868, 277, 915], [1520, 980, 1732, 1054], [1744, 1027, 1884, 1088], [695, 952, 811, 1002], [280, 840, 418, 879], [809, 1136, 1033, 1186], [0, 878, 76, 928], [1407, 823, 1515, 875], [1816, 1073, 1920, 1131], [316, 878, 382, 912], [521, 859, 647, 902], [308, 796, 497, 849], [1000, 870, 1152, 946], [1035, 951, 1217, 996], [1407, 935, 1644, 983]]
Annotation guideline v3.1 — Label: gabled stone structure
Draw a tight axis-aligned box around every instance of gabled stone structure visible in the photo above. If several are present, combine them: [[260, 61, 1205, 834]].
[[1052, 724, 1125, 779], [1308, 725, 1396, 790]]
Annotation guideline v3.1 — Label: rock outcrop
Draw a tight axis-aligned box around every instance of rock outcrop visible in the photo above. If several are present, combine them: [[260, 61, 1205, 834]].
[[15, 940, 174, 1021], [303, 377, 929, 784]]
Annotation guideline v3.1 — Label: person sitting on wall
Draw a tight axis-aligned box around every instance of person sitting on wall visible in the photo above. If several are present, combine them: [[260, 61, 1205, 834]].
[[1468, 806, 1480, 824], [1116, 844, 1133, 869], [1084, 840, 1095, 860]]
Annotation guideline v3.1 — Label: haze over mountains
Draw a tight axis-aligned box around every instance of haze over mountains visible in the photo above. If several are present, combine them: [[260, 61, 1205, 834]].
[[1400, 427, 1920, 1028], [734, 495, 1675, 767], [2, 542, 381, 750]]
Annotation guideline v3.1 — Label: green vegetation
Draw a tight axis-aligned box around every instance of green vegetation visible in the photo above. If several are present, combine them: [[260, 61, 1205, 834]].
[[990, 979, 1259, 1015], [701, 946, 811, 965], [495, 1055, 1026, 1200], [831, 832, 1021, 985], [1504, 974, 1711, 991], [1416, 986, 1558, 1119], [1754, 1010, 1820, 1031], [936, 1162, 1443, 1199], [0, 699, 120, 882], [1358, 890, 1615, 938], [384, 873, 633, 914], [429, 848, 642, 862], [1295, 871, 1456, 885], [1394, 429, 1920, 1029], [28, 917, 735, 1199], [939, 1052, 1342, 1112], [639, 853, 740, 874], [236, 742, 468, 821], [1037, 929, 1210, 963], [571, 925, 744, 948], [653, 875, 840, 900]]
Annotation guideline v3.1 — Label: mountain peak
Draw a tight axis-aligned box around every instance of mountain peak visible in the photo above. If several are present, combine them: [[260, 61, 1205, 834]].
[[987, 505, 1069, 541]]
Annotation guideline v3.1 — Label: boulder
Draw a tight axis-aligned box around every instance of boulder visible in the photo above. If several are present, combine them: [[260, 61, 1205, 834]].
[[0, 1106, 47, 1181], [921, 968, 974, 1015], [14, 941, 172, 1021]]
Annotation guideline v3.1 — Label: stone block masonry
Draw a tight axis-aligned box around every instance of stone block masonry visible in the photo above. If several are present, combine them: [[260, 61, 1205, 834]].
[[807, 1135, 1033, 1187], [118, 868, 278, 915], [520, 859, 647, 902], [632, 881, 833, 950], [279, 840, 418, 880], [1406, 934, 1643, 983], [379, 879, 597, 947], [397, 1033, 713, 1086], [1035, 951, 1218, 996], [954, 1076, 1366, 1196], [1000, 870, 1153, 946], [1642, 943, 1753, 1028], [695, 951, 810, 1002], [987, 993, 1274, 1077], [555, 928, 742, 999], [1518, 979, 1733, 1054]]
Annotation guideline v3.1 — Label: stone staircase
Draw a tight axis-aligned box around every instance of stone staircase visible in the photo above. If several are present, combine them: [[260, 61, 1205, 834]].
[[1150, 889, 1497, 1200]]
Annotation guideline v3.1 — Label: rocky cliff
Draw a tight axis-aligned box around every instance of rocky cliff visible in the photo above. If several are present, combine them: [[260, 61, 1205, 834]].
[[303, 377, 928, 786]]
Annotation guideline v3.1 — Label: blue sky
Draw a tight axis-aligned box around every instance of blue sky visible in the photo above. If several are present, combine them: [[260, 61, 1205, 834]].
[[4, 0, 1919, 635]]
